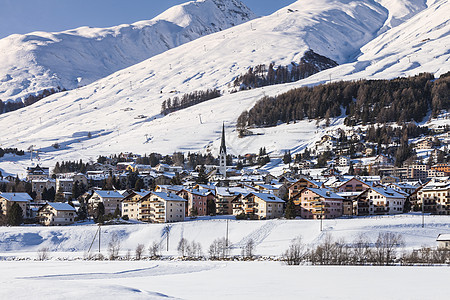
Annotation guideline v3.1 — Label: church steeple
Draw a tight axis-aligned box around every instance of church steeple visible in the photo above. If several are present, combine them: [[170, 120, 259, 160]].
[[219, 123, 227, 177], [220, 122, 226, 154]]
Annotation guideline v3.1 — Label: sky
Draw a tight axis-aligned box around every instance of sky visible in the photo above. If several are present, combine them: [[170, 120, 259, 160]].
[[0, 0, 296, 39]]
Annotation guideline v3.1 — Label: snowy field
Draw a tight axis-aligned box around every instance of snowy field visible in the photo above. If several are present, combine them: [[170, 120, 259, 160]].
[[0, 214, 449, 259], [0, 260, 448, 300]]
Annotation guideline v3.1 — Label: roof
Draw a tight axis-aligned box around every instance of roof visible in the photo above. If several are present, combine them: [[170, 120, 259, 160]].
[[216, 187, 252, 197], [370, 186, 406, 199], [0, 193, 32, 202], [220, 122, 226, 154], [94, 190, 124, 198], [250, 192, 284, 203], [437, 234, 450, 241], [46, 202, 76, 211], [186, 189, 213, 197], [151, 191, 186, 202], [307, 188, 345, 200]]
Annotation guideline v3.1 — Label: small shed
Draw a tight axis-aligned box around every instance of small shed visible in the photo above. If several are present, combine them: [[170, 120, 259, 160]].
[[436, 234, 450, 249]]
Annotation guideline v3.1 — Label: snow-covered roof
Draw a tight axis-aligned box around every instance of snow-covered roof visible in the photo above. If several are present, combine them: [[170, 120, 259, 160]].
[[216, 187, 252, 197], [152, 191, 186, 202], [94, 190, 124, 198], [307, 188, 345, 200], [46, 202, 76, 211], [436, 234, 450, 241], [370, 186, 406, 199], [0, 192, 32, 202], [256, 184, 278, 190], [251, 192, 284, 203]]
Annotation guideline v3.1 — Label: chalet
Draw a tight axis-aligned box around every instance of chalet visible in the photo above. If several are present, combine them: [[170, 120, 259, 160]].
[[254, 183, 285, 198], [0, 192, 32, 219], [26, 165, 50, 181], [337, 177, 371, 193], [89, 190, 124, 215], [436, 234, 450, 249], [415, 138, 433, 150], [416, 181, 450, 215], [288, 177, 323, 199], [233, 192, 284, 219], [357, 186, 406, 216], [139, 192, 186, 223], [121, 191, 151, 220], [37, 202, 76, 226], [292, 187, 344, 219], [215, 187, 251, 215]]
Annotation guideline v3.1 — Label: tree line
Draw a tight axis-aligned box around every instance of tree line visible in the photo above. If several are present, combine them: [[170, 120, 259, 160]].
[[232, 50, 338, 90], [237, 72, 450, 129], [0, 147, 25, 158], [161, 89, 221, 115], [0, 87, 63, 115]]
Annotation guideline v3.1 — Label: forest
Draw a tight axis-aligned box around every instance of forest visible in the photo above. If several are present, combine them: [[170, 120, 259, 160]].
[[161, 89, 221, 115], [0, 87, 63, 114], [236, 72, 449, 129], [232, 50, 338, 90]]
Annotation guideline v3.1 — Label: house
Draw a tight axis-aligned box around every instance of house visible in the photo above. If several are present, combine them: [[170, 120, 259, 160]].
[[292, 187, 344, 219], [337, 156, 351, 167], [336, 177, 371, 193], [0, 192, 32, 219], [254, 183, 285, 198], [26, 165, 50, 181], [288, 177, 323, 199], [431, 164, 450, 174], [154, 163, 183, 173], [233, 192, 284, 219], [416, 181, 450, 215], [356, 186, 406, 215], [178, 189, 215, 217], [415, 138, 433, 150], [139, 192, 186, 223], [37, 202, 76, 226], [89, 190, 124, 215], [121, 191, 151, 220], [374, 154, 393, 166], [55, 178, 73, 199], [31, 179, 56, 200], [215, 187, 251, 215], [436, 234, 450, 249]]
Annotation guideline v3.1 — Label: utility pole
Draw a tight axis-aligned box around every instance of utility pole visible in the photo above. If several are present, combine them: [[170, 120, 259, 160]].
[[422, 199, 425, 228], [165, 225, 170, 251], [226, 218, 229, 247], [320, 201, 323, 232], [198, 114, 202, 124], [98, 224, 101, 253]]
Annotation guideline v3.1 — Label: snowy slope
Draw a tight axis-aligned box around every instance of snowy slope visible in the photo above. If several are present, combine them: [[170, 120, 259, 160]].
[[0, 0, 449, 176], [0, 0, 255, 103], [0, 215, 448, 256]]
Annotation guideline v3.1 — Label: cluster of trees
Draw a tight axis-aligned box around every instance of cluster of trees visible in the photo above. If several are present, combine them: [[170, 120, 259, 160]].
[[0, 202, 23, 226], [0, 147, 25, 158], [53, 160, 88, 174], [233, 50, 338, 90], [161, 89, 221, 115], [237, 72, 450, 129], [0, 87, 63, 114]]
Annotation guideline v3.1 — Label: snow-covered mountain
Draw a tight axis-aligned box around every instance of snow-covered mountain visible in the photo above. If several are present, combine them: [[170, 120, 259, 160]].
[[0, 0, 449, 176], [0, 0, 255, 104]]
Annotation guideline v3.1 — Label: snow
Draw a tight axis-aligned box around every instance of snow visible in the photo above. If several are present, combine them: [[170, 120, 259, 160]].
[[0, 0, 449, 177], [0, 260, 448, 299], [0, 0, 255, 103], [0, 215, 448, 257]]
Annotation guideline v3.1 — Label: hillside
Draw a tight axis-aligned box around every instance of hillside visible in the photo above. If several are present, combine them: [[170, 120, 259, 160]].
[[0, 0, 255, 105], [0, 0, 449, 176], [0, 215, 447, 257]]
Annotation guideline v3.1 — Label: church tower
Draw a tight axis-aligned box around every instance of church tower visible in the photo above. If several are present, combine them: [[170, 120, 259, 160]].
[[219, 123, 227, 177]]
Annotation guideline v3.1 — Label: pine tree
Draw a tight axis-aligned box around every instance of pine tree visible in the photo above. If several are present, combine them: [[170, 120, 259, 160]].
[[134, 178, 145, 191], [7, 203, 23, 226], [114, 205, 121, 218], [285, 200, 296, 219]]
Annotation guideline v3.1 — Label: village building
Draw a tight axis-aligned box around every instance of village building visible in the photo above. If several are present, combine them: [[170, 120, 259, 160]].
[[0, 192, 32, 219], [177, 189, 215, 217], [139, 192, 186, 223], [215, 187, 251, 215], [121, 191, 151, 220], [288, 177, 323, 199], [26, 165, 50, 181], [31, 178, 56, 200], [336, 177, 371, 193], [37, 202, 76, 226], [232, 192, 284, 219], [292, 187, 344, 219], [416, 182, 450, 215], [356, 186, 406, 215], [89, 190, 124, 215], [436, 234, 450, 249]]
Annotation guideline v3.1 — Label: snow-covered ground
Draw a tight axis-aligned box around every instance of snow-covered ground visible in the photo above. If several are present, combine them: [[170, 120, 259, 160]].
[[0, 215, 448, 259], [0, 260, 448, 299], [0, 0, 448, 176]]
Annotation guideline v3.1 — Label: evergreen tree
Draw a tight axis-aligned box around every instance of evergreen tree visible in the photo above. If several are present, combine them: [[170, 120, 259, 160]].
[[134, 178, 145, 191], [7, 203, 23, 226], [196, 166, 208, 184], [114, 205, 121, 218], [285, 200, 296, 219], [206, 199, 216, 216], [283, 151, 292, 165]]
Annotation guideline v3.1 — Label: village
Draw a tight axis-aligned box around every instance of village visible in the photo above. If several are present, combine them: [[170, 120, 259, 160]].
[[0, 124, 449, 228]]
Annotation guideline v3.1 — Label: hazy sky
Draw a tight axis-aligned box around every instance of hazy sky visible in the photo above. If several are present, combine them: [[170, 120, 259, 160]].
[[0, 0, 295, 39]]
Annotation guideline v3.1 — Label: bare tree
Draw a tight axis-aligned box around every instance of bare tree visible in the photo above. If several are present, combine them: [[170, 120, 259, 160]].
[[135, 244, 145, 260], [187, 241, 203, 259], [37, 247, 50, 261], [350, 234, 372, 265], [125, 249, 132, 260], [283, 237, 305, 265], [177, 238, 190, 257], [374, 232, 404, 265], [149, 241, 161, 258], [209, 237, 230, 260], [108, 232, 121, 260], [242, 239, 256, 259]]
